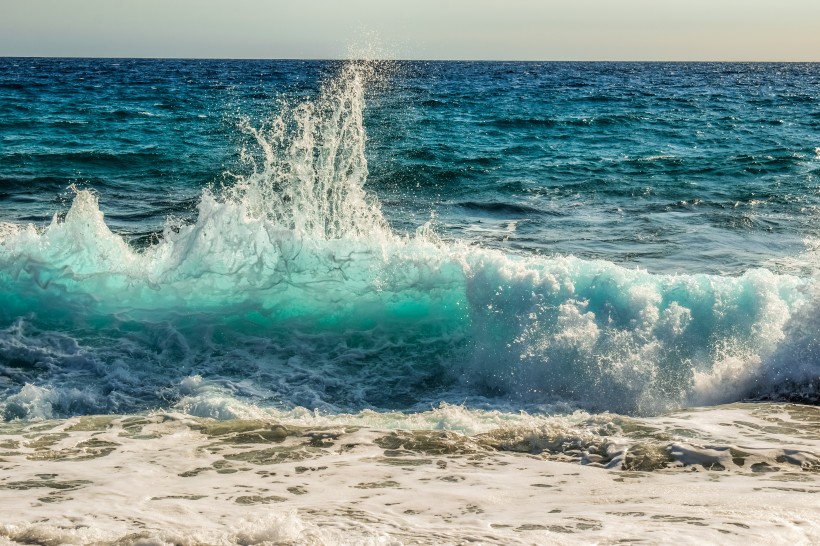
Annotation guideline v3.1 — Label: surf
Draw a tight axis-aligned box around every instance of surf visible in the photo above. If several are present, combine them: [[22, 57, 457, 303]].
[[0, 60, 818, 421]]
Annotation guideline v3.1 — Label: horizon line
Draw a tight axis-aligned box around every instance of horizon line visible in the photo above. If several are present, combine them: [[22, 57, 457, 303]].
[[2, 55, 818, 64]]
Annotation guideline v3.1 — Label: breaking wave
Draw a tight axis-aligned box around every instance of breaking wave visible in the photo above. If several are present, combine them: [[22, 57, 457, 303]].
[[1, 61, 818, 421]]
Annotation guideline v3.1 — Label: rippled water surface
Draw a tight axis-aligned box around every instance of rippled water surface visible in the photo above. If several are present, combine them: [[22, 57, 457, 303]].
[[1, 59, 819, 421]]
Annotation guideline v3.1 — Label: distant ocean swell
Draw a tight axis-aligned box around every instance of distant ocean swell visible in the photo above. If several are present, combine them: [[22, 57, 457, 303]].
[[0, 61, 818, 422]]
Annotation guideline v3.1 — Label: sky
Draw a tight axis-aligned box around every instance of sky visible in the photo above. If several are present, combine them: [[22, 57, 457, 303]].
[[1, 0, 818, 61]]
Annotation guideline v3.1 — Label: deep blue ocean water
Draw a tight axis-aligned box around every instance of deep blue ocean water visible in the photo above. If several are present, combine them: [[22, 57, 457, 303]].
[[1, 58, 819, 421]]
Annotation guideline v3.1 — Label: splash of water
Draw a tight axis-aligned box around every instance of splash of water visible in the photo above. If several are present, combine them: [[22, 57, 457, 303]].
[[227, 61, 390, 241]]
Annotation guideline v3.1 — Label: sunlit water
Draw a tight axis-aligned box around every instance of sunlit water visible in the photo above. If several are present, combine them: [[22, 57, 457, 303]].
[[0, 57, 819, 544]]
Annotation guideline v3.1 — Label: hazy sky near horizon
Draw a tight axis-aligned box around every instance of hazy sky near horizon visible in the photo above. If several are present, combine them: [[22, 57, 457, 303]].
[[1, 0, 818, 61]]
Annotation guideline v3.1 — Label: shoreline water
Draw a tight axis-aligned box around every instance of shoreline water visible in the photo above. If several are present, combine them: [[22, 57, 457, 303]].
[[1, 402, 818, 544]]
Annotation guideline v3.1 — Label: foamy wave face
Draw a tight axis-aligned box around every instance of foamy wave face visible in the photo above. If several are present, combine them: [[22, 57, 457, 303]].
[[0, 61, 819, 420], [460, 250, 814, 413]]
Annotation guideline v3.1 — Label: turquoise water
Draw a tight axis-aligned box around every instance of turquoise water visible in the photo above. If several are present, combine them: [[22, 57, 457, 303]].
[[1, 58, 819, 420]]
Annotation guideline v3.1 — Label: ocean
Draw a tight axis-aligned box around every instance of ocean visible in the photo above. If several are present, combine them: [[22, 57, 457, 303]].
[[0, 58, 818, 544]]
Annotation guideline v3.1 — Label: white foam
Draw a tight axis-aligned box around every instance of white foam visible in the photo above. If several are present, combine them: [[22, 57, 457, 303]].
[[0, 404, 817, 545]]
